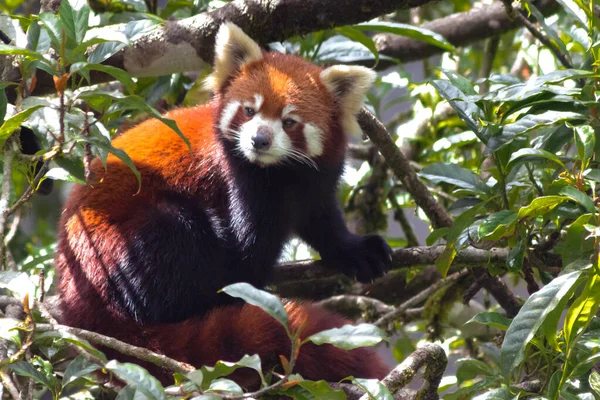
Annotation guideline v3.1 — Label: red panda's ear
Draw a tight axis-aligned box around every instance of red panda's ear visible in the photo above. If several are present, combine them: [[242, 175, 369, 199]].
[[205, 23, 263, 92], [320, 66, 376, 136]]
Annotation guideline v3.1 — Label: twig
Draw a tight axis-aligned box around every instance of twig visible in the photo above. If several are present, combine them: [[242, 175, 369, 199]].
[[374, 269, 470, 329], [478, 36, 500, 93], [388, 193, 419, 247], [4, 208, 21, 245], [0, 29, 11, 45], [501, 0, 573, 71], [359, 343, 447, 400], [0, 138, 16, 270], [522, 262, 540, 295], [5, 161, 49, 218], [36, 302, 106, 368], [35, 323, 194, 374], [472, 267, 522, 318], [0, 370, 22, 400], [358, 108, 453, 229]]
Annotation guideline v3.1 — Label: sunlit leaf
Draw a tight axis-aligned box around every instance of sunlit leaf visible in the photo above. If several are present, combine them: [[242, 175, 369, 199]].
[[307, 324, 386, 350], [500, 270, 583, 379], [105, 361, 166, 400], [221, 283, 288, 329]]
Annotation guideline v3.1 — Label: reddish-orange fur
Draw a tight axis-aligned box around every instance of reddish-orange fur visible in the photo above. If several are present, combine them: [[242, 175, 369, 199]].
[[57, 105, 388, 386], [57, 27, 390, 385]]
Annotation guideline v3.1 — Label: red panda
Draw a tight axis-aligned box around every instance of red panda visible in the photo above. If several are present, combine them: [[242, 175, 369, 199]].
[[56, 23, 392, 385]]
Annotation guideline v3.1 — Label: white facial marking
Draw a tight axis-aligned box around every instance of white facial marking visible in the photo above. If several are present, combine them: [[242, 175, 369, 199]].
[[238, 114, 291, 166], [303, 123, 324, 157], [282, 104, 297, 118], [219, 101, 240, 139], [254, 94, 264, 110]]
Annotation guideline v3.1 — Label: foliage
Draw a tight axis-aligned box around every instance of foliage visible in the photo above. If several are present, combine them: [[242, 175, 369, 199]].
[[0, 0, 600, 398]]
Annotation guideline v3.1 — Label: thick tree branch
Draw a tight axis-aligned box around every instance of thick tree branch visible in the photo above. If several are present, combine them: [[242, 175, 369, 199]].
[[3, 0, 560, 99], [4, 0, 437, 99], [360, 343, 447, 400], [273, 246, 508, 283], [357, 108, 453, 229], [374, 0, 560, 65]]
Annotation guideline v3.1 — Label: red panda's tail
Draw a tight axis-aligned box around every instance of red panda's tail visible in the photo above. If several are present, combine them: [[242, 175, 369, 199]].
[[129, 302, 389, 386]]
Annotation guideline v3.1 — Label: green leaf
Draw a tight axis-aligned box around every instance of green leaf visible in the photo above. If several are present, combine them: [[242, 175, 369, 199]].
[[44, 167, 86, 184], [39, 13, 63, 50], [75, 136, 141, 190], [590, 371, 600, 395], [70, 62, 136, 93], [574, 125, 596, 169], [554, 0, 590, 27], [206, 378, 243, 394], [506, 239, 526, 273], [426, 227, 449, 245], [352, 378, 393, 400], [105, 360, 166, 400], [500, 269, 583, 379], [0, 105, 44, 147], [560, 186, 596, 213], [335, 26, 379, 66], [478, 210, 518, 241], [35, 331, 107, 362], [294, 379, 346, 400], [431, 79, 483, 140], [188, 355, 263, 391], [517, 196, 569, 220], [541, 285, 575, 352], [436, 200, 487, 277], [502, 111, 586, 138], [456, 358, 494, 383], [62, 355, 101, 388], [26, 20, 51, 54], [563, 214, 594, 267], [8, 360, 58, 391], [307, 323, 386, 350], [356, 22, 455, 52], [473, 386, 517, 400], [564, 270, 600, 350], [87, 20, 157, 64], [221, 283, 289, 329], [106, 95, 189, 149], [59, 0, 89, 46], [0, 43, 48, 62], [419, 163, 488, 193], [507, 148, 568, 172], [442, 69, 477, 95], [466, 312, 512, 331]]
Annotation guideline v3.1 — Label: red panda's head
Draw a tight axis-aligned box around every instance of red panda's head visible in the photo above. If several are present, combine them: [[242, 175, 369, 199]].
[[205, 23, 375, 168]]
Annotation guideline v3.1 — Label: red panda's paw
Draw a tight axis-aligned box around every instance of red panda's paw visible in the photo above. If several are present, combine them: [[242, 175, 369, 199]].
[[325, 234, 392, 283]]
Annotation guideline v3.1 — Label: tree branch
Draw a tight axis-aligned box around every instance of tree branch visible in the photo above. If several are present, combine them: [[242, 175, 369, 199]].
[[273, 246, 508, 283], [359, 343, 447, 400], [373, 0, 560, 65], [357, 108, 453, 229], [35, 323, 195, 374], [4, 0, 437, 99], [374, 269, 470, 329]]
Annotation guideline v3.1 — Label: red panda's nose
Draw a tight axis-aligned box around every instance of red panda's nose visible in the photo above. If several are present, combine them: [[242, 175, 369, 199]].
[[251, 128, 273, 151]]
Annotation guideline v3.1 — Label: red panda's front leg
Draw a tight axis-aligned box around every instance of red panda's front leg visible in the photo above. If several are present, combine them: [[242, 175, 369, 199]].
[[296, 196, 392, 283]]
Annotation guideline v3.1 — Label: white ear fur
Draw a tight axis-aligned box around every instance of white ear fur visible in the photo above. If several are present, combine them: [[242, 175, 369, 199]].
[[204, 23, 263, 92], [320, 66, 376, 136]]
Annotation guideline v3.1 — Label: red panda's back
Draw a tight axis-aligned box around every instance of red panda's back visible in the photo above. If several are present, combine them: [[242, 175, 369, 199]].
[[56, 104, 228, 330]]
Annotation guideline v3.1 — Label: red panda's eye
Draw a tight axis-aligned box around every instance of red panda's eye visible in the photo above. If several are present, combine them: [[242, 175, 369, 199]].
[[245, 107, 256, 117], [283, 118, 296, 127]]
